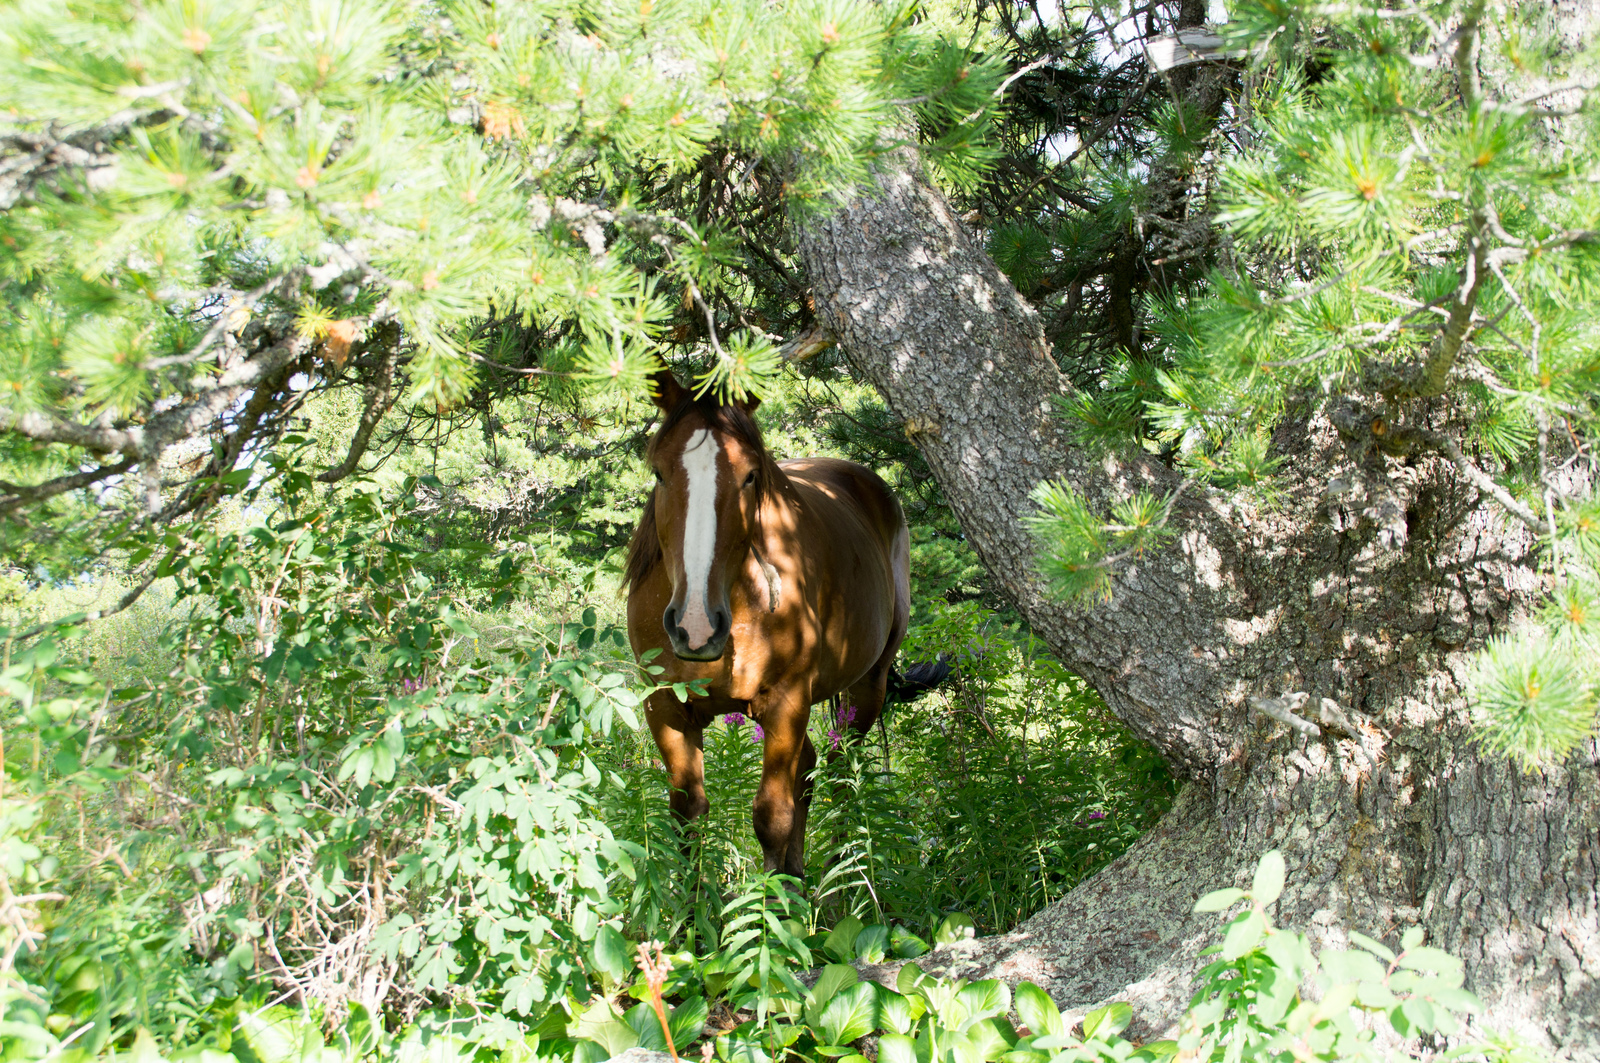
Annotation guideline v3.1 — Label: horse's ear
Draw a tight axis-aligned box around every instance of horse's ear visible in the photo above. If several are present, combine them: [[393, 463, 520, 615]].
[[650, 367, 688, 412], [735, 391, 761, 415]]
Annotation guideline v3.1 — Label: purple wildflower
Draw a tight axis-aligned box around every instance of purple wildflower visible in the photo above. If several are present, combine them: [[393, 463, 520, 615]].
[[724, 712, 746, 727], [837, 703, 857, 728], [751, 723, 764, 744], [1088, 811, 1106, 820], [827, 728, 842, 751]]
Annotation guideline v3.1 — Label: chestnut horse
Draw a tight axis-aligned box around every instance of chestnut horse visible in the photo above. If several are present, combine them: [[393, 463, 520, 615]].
[[625, 371, 910, 878]]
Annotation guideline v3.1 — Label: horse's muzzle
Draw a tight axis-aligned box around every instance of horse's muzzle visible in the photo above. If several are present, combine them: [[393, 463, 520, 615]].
[[663, 603, 731, 661]]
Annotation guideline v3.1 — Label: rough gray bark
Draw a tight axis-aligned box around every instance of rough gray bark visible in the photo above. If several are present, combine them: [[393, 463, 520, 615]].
[[796, 152, 1600, 1057]]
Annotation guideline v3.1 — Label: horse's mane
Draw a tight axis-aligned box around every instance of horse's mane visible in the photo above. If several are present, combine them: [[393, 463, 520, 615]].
[[624, 395, 779, 595]]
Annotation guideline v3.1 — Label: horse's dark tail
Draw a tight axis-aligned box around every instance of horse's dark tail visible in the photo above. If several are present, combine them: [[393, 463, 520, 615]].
[[885, 653, 955, 705]]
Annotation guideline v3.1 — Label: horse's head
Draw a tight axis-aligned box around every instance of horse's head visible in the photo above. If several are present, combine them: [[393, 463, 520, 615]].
[[642, 370, 769, 662]]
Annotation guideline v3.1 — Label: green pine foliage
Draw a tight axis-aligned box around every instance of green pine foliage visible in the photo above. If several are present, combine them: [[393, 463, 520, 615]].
[[0, 0, 1001, 390], [1028, 0, 1600, 768], [0, 0, 1004, 579]]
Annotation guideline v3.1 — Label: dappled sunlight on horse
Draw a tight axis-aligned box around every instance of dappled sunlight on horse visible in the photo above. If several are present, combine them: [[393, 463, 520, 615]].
[[624, 369, 911, 879]]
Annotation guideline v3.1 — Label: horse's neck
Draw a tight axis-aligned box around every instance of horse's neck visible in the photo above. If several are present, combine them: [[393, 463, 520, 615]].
[[752, 466, 799, 556]]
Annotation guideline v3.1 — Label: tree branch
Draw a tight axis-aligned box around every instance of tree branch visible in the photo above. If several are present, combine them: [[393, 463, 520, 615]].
[[0, 457, 137, 514], [0, 113, 146, 209], [0, 407, 145, 458], [318, 344, 400, 483], [1394, 426, 1545, 533], [9, 572, 160, 643], [1409, 210, 1488, 398]]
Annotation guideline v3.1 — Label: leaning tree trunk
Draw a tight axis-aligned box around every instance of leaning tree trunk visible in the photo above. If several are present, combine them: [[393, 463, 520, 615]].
[[795, 153, 1600, 1057]]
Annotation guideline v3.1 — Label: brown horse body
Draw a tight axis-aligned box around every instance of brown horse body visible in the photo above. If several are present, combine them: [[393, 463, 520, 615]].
[[625, 374, 910, 877]]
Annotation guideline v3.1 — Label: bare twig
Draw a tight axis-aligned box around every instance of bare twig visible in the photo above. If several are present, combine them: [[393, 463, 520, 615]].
[[0, 456, 137, 514], [1249, 691, 1321, 737], [9, 572, 160, 643], [318, 343, 401, 483]]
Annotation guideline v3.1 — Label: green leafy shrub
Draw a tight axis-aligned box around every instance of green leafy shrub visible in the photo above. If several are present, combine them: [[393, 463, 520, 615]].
[[558, 851, 1529, 1063], [0, 452, 655, 1051]]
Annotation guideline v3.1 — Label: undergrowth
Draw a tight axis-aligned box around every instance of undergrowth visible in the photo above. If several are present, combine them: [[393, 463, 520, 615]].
[[0, 456, 1533, 1063]]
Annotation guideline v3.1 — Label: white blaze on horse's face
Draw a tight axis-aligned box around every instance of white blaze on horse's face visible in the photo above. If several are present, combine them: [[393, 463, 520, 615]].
[[678, 428, 722, 649]]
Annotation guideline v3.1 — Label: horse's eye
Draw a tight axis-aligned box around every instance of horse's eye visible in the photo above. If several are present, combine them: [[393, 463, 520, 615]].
[[652, 467, 664, 482], [743, 470, 757, 487]]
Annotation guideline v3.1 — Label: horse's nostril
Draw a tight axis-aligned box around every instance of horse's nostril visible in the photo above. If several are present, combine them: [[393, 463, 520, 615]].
[[713, 609, 730, 641], [662, 605, 681, 637]]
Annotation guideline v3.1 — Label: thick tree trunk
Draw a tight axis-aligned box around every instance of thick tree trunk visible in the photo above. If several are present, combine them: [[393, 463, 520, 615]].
[[796, 154, 1600, 1057]]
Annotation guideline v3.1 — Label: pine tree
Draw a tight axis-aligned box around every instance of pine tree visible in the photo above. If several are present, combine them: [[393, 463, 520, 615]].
[[1023, 0, 1600, 768], [789, 0, 1600, 1049], [0, 0, 998, 567]]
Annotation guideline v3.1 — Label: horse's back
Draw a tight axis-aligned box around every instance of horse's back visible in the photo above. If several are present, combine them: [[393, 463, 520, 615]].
[[777, 457, 905, 548]]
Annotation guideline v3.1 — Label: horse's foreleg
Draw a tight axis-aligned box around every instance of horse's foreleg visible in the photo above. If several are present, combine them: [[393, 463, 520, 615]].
[[646, 691, 708, 825], [752, 689, 810, 880], [784, 734, 818, 879]]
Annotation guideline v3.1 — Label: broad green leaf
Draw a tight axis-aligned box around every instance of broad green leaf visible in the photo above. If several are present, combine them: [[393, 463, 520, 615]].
[[372, 742, 395, 783], [570, 901, 598, 941], [1347, 930, 1395, 963], [879, 991, 924, 1035], [877, 1033, 918, 1063], [1193, 887, 1245, 913], [1080, 1002, 1131, 1041], [237, 1008, 307, 1063], [957, 980, 1011, 1024], [570, 1042, 608, 1063], [891, 926, 929, 958], [808, 963, 861, 1025], [1251, 965, 1296, 1026], [128, 1029, 168, 1063], [815, 982, 878, 1046], [626, 1002, 665, 1052], [382, 719, 405, 757], [341, 1002, 379, 1058], [1000, 1050, 1051, 1063], [1400, 997, 1437, 1033], [668, 995, 710, 1049], [935, 912, 976, 945], [896, 963, 927, 997], [1397, 946, 1464, 980], [591, 924, 632, 988], [951, 1028, 986, 1063], [1251, 850, 1286, 905], [1220, 910, 1266, 961], [1262, 928, 1313, 979], [825, 915, 865, 963], [1320, 946, 1388, 991], [1014, 982, 1064, 1039], [964, 1017, 1017, 1060], [717, 1024, 772, 1063], [854, 924, 890, 963], [573, 1002, 638, 1057]]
